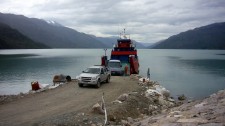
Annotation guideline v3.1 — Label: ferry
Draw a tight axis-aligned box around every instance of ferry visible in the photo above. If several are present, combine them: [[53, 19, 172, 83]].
[[102, 29, 139, 75]]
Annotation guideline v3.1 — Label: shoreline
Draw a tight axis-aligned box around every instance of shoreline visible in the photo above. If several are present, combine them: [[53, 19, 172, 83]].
[[0, 80, 72, 105], [0, 76, 224, 125]]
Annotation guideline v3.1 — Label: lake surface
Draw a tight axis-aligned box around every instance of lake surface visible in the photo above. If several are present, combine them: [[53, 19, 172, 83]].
[[0, 49, 225, 99]]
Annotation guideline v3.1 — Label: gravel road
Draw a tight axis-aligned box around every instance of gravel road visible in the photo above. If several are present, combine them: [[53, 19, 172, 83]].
[[0, 76, 139, 126]]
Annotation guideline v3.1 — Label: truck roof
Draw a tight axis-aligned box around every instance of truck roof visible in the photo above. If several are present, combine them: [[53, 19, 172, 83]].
[[109, 60, 121, 62], [89, 65, 105, 68]]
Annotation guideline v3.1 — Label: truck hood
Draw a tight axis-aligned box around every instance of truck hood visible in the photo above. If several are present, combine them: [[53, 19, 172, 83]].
[[79, 73, 99, 78], [110, 67, 123, 72]]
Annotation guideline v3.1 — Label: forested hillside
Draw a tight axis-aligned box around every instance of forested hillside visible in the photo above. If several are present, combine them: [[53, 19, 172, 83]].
[[152, 22, 225, 49], [0, 23, 48, 49]]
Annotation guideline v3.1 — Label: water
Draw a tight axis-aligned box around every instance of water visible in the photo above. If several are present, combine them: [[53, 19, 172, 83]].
[[0, 49, 225, 99], [139, 49, 225, 99]]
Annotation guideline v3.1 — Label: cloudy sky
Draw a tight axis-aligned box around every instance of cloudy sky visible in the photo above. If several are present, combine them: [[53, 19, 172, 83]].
[[1, 0, 225, 43]]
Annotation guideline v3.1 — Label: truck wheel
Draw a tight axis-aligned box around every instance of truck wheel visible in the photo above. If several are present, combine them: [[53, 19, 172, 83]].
[[78, 83, 83, 87], [106, 76, 110, 83], [96, 80, 101, 88]]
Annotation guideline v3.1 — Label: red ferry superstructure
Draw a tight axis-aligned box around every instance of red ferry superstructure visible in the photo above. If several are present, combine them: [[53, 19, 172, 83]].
[[110, 30, 139, 74]]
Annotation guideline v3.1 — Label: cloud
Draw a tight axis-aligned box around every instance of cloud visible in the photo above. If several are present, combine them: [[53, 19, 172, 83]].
[[0, 0, 225, 43]]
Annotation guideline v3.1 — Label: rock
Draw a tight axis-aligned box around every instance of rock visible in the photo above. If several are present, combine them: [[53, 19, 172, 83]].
[[173, 115, 183, 118], [78, 113, 85, 116], [82, 118, 88, 123], [143, 115, 149, 119], [149, 104, 158, 112], [146, 81, 154, 87], [177, 118, 208, 123], [195, 102, 207, 108], [178, 94, 186, 101], [139, 114, 146, 119], [130, 74, 139, 80], [214, 116, 225, 123], [145, 89, 161, 98], [148, 119, 157, 124], [108, 114, 117, 121], [220, 98, 225, 105], [169, 111, 181, 115], [92, 103, 104, 115], [158, 96, 174, 108], [156, 116, 179, 124], [155, 85, 170, 98], [53, 74, 66, 85], [139, 78, 150, 83], [117, 93, 129, 102], [133, 122, 141, 126], [127, 117, 134, 124], [134, 118, 141, 122], [198, 123, 224, 126], [168, 111, 183, 118], [128, 91, 138, 95], [112, 100, 122, 104], [168, 97, 175, 102], [121, 120, 130, 126], [97, 123, 103, 126], [19, 92, 24, 96]]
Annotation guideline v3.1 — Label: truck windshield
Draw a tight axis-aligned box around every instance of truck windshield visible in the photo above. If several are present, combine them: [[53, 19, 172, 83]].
[[83, 68, 100, 74], [109, 62, 121, 68]]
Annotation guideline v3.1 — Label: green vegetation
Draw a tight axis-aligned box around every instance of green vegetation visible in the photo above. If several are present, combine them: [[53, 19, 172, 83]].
[[0, 13, 106, 48], [0, 23, 49, 49], [152, 22, 225, 49]]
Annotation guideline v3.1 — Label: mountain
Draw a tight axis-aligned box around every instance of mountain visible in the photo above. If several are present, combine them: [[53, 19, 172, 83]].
[[92, 36, 147, 49], [45, 20, 63, 27], [0, 22, 48, 49], [151, 22, 225, 49], [94, 36, 117, 47], [140, 42, 154, 48], [0, 13, 106, 48], [148, 40, 165, 48], [133, 41, 146, 49]]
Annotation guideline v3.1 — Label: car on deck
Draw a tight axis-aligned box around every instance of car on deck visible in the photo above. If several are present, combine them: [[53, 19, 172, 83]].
[[108, 60, 124, 76]]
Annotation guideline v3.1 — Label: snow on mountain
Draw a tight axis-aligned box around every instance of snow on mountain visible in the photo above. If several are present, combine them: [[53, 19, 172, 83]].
[[46, 20, 63, 27]]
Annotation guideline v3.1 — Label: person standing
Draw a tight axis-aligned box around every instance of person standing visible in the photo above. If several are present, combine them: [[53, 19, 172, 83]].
[[124, 64, 129, 76]]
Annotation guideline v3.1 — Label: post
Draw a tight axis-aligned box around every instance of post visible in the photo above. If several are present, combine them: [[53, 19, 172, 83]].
[[102, 93, 107, 125], [147, 68, 150, 80], [104, 49, 107, 56]]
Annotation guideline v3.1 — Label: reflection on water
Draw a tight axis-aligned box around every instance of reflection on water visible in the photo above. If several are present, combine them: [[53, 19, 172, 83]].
[[166, 56, 225, 77], [163, 57, 225, 99], [0, 49, 225, 99], [179, 59, 225, 76], [138, 49, 225, 99], [0, 49, 103, 95]]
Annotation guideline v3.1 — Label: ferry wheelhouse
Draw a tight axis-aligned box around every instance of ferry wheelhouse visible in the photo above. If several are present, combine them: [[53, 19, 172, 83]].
[[110, 30, 139, 74]]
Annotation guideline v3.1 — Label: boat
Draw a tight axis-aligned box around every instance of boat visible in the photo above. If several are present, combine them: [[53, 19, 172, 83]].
[[102, 29, 139, 75]]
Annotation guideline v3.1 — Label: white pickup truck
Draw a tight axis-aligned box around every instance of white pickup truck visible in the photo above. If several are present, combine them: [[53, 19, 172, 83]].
[[77, 65, 111, 88]]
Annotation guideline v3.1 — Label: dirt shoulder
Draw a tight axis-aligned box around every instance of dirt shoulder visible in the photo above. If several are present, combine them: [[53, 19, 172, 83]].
[[0, 76, 139, 126]]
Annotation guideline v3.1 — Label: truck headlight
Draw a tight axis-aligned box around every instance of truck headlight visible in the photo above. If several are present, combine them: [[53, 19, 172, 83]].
[[92, 76, 97, 80], [76, 76, 81, 80]]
